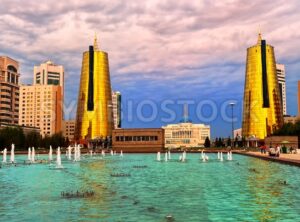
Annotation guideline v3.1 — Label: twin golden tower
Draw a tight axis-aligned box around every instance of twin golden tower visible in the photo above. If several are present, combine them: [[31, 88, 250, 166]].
[[75, 36, 113, 140], [74, 33, 284, 141], [242, 33, 283, 139]]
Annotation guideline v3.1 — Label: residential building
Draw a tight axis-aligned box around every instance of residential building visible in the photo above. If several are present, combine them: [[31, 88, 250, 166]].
[[276, 64, 287, 115], [62, 120, 75, 141], [112, 91, 121, 129], [0, 56, 20, 124], [19, 85, 62, 137]]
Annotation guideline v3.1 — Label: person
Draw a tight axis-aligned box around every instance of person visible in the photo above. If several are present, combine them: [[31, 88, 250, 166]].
[[276, 144, 281, 157]]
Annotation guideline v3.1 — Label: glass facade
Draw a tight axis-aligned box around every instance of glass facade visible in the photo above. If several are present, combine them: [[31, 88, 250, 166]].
[[75, 39, 113, 140], [242, 34, 283, 139]]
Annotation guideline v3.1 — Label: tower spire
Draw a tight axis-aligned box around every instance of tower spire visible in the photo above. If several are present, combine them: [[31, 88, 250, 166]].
[[257, 26, 262, 44], [94, 33, 99, 51]]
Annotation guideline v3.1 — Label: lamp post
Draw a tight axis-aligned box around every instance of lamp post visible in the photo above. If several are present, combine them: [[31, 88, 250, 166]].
[[229, 102, 235, 147]]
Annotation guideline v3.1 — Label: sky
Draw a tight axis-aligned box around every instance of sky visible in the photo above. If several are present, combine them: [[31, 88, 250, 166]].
[[0, 0, 300, 138]]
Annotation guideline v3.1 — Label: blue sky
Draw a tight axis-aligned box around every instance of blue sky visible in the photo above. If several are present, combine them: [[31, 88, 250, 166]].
[[0, 0, 299, 138]]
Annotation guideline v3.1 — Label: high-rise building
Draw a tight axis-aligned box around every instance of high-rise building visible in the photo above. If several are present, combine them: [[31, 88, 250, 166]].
[[276, 64, 287, 115], [242, 33, 283, 139], [19, 85, 62, 137], [34, 60, 64, 92], [75, 36, 113, 140], [62, 120, 75, 141], [112, 91, 121, 129], [0, 56, 20, 124]]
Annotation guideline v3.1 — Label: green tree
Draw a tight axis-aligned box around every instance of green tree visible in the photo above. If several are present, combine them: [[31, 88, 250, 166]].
[[25, 131, 41, 148], [227, 137, 231, 147], [204, 137, 210, 148]]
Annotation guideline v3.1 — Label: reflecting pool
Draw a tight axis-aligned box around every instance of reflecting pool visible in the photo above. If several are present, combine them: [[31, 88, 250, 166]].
[[0, 153, 300, 221]]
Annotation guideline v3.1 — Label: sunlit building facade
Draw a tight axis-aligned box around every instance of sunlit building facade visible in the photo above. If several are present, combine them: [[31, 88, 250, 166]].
[[162, 123, 210, 149], [62, 119, 75, 141], [112, 91, 121, 129], [0, 56, 20, 124], [242, 33, 283, 139], [19, 85, 63, 137], [75, 37, 113, 140], [276, 64, 287, 115]]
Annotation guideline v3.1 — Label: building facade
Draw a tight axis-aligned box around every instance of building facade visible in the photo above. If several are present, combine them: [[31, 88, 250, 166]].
[[19, 85, 62, 137], [242, 33, 283, 139], [62, 120, 75, 141], [112, 128, 164, 152], [75, 37, 113, 140], [0, 56, 20, 124], [34, 60, 64, 94], [162, 122, 210, 149], [112, 91, 121, 129], [283, 115, 299, 124], [276, 64, 287, 115]]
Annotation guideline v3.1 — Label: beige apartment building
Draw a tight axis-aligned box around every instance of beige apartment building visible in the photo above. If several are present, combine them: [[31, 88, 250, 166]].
[[0, 56, 20, 124], [19, 61, 64, 137], [62, 120, 75, 141], [19, 85, 63, 137], [162, 122, 210, 149]]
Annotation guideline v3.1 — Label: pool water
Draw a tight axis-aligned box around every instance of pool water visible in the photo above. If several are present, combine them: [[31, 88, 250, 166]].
[[0, 153, 300, 221]]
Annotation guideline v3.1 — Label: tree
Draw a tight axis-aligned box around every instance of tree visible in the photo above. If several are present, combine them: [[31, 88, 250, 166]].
[[204, 137, 210, 148], [227, 137, 231, 147]]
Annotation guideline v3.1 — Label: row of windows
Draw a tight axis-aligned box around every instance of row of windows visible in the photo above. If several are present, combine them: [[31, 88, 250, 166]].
[[115, 136, 158, 142]]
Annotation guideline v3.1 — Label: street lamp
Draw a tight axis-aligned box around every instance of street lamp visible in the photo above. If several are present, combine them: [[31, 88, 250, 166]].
[[229, 102, 235, 147]]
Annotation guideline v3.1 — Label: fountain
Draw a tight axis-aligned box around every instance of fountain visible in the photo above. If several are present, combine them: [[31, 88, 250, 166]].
[[49, 146, 53, 161], [31, 147, 35, 163], [101, 150, 105, 157], [2, 148, 7, 163], [120, 150, 123, 157], [165, 152, 168, 162], [220, 152, 223, 162], [110, 150, 113, 156], [10, 144, 15, 163], [182, 151, 186, 162], [56, 147, 63, 168], [28, 147, 31, 162], [168, 150, 171, 160], [217, 152, 220, 160], [90, 150, 93, 156], [67, 146, 72, 160], [157, 152, 161, 161]]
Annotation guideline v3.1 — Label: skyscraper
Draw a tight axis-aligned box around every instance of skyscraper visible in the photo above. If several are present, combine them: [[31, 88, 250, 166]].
[[276, 64, 287, 115], [112, 91, 121, 129], [242, 33, 283, 139], [0, 56, 20, 124], [19, 60, 64, 136], [75, 36, 113, 140]]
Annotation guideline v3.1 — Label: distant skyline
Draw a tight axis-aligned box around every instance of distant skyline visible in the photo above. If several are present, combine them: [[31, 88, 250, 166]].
[[1, 0, 299, 138]]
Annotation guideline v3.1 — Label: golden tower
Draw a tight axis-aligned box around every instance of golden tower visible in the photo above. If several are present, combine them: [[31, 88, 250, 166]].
[[75, 36, 113, 140], [242, 33, 283, 139]]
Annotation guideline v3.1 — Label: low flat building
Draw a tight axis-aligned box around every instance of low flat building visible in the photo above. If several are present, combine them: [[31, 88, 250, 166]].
[[0, 123, 40, 135], [112, 128, 164, 152], [283, 115, 299, 124], [162, 122, 210, 149], [265, 136, 299, 149]]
